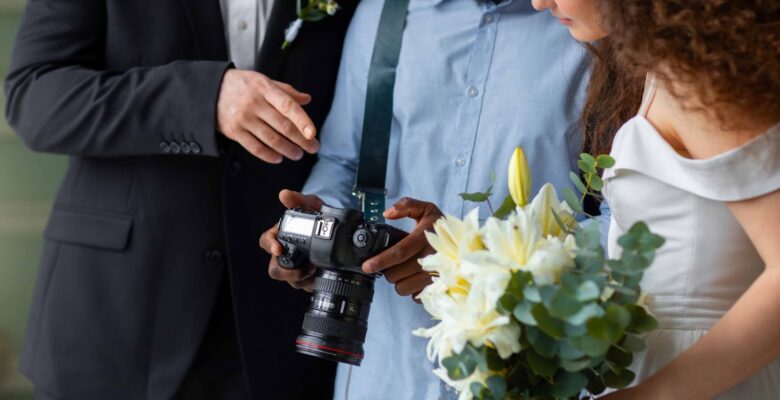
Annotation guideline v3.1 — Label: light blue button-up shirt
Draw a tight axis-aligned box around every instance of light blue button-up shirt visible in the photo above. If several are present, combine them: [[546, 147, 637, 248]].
[[302, 0, 591, 398]]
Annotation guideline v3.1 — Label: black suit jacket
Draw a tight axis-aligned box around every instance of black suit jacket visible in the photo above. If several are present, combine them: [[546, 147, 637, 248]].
[[4, 1, 357, 399]]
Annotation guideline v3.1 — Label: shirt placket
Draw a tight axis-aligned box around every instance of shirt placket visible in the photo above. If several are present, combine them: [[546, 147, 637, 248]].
[[445, 3, 503, 218]]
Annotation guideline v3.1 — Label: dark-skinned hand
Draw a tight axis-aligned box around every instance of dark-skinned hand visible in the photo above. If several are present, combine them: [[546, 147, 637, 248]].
[[259, 190, 324, 292], [362, 197, 443, 303]]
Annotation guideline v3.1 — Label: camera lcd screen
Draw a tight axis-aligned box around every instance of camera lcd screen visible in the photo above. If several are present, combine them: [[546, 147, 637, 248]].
[[282, 215, 315, 236]]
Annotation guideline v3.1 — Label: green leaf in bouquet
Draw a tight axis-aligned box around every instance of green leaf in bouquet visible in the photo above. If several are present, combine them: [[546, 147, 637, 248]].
[[606, 345, 633, 369], [606, 259, 644, 277], [586, 317, 609, 341], [620, 333, 646, 353], [550, 371, 588, 399], [442, 352, 477, 380], [605, 304, 631, 331], [514, 301, 537, 326], [565, 303, 605, 326], [596, 154, 616, 169], [560, 272, 582, 293], [558, 339, 586, 360], [585, 368, 607, 395], [548, 290, 583, 319], [526, 348, 557, 379], [486, 375, 507, 399], [569, 171, 588, 194], [552, 208, 575, 236], [532, 304, 565, 339], [602, 368, 636, 389], [463, 344, 489, 373], [560, 357, 591, 372], [470, 382, 486, 398], [572, 335, 610, 358], [493, 195, 517, 219], [578, 159, 597, 175], [563, 187, 583, 213], [626, 304, 659, 334], [580, 153, 598, 166], [526, 326, 559, 358], [575, 281, 601, 302], [564, 321, 588, 336], [590, 175, 604, 192], [486, 347, 507, 371], [460, 186, 493, 203], [575, 220, 601, 250], [523, 286, 542, 303]]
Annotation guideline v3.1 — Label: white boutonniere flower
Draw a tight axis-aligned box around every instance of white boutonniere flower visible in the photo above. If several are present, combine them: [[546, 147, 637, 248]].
[[282, 0, 342, 49]]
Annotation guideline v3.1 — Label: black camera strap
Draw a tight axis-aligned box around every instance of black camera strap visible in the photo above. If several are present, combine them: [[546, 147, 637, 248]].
[[353, 0, 410, 223]]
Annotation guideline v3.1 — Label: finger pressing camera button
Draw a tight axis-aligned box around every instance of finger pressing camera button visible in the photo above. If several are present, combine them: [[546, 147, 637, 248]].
[[352, 229, 372, 248]]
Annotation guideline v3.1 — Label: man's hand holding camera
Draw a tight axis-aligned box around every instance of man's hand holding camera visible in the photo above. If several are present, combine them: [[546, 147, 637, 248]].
[[259, 193, 442, 300], [361, 198, 442, 301], [259, 190, 324, 292]]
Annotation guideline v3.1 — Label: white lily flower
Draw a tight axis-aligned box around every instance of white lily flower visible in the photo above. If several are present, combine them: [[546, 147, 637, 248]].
[[527, 183, 577, 239], [282, 18, 304, 49]]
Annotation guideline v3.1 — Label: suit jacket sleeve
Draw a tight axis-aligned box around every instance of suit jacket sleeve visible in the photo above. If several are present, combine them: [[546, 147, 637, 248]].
[[3, 0, 232, 158]]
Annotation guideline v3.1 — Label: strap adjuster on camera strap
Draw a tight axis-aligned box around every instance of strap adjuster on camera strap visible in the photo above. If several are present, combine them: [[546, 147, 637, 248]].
[[352, 186, 387, 223]]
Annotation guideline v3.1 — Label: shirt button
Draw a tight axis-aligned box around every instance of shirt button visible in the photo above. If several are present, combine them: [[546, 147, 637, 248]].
[[180, 143, 191, 154], [238, 20, 248, 31], [159, 142, 171, 154], [467, 86, 479, 97], [206, 250, 224, 266], [169, 142, 181, 154], [484, 14, 494, 24], [455, 157, 466, 166]]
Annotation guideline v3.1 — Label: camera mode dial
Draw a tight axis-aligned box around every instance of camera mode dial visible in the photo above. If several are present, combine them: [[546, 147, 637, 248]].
[[352, 229, 372, 249]]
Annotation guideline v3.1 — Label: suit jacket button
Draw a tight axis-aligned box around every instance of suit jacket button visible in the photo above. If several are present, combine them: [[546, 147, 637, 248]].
[[169, 143, 181, 154], [206, 250, 224, 266], [181, 143, 191, 154], [190, 142, 201, 154], [159, 142, 171, 153]]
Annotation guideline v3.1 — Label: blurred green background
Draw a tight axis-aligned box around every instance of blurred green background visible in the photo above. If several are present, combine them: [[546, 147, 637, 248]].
[[1, 0, 67, 399]]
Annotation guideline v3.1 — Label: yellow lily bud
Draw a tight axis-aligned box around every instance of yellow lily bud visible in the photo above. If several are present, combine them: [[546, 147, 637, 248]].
[[508, 147, 532, 207]]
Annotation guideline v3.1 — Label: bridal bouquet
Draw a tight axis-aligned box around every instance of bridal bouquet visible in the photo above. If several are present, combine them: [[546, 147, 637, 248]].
[[414, 148, 663, 400]]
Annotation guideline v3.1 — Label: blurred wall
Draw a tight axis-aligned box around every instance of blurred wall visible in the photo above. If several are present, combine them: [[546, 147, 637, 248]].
[[0, 0, 67, 398]]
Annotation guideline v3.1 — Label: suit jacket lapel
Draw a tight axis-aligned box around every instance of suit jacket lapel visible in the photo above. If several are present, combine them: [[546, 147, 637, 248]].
[[256, 0, 297, 76], [180, 0, 228, 61]]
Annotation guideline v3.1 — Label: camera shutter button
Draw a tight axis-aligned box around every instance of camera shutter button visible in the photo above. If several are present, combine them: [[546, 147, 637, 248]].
[[352, 229, 372, 248]]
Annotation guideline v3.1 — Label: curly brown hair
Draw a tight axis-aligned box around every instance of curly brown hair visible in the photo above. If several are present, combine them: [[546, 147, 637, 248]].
[[581, 38, 644, 156], [598, 0, 780, 128]]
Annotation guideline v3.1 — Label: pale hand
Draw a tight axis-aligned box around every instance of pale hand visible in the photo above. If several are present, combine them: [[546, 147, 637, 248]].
[[217, 69, 320, 164]]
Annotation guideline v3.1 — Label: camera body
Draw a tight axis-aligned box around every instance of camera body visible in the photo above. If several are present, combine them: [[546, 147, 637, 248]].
[[275, 204, 407, 366], [277, 205, 406, 275]]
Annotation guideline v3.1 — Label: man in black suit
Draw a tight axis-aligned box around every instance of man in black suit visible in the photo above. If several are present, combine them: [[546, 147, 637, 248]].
[[4, 1, 357, 399]]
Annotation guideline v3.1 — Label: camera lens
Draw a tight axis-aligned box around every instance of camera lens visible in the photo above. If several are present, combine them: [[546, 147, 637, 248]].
[[295, 269, 374, 366]]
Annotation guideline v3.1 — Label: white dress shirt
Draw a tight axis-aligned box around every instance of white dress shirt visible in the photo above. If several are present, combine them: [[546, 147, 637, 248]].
[[219, 0, 276, 70]]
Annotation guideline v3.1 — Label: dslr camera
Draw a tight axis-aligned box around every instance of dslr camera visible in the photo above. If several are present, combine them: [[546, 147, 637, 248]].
[[276, 205, 407, 366]]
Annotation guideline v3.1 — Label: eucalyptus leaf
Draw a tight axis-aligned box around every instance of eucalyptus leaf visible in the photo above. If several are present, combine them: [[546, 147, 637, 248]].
[[549, 291, 583, 319], [580, 153, 597, 166], [532, 304, 565, 339], [621, 334, 646, 353], [569, 171, 587, 194], [563, 187, 584, 213], [602, 368, 636, 388], [565, 303, 605, 326], [514, 301, 537, 326], [486, 375, 507, 399], [627, 304, 659, 334], [578, 160, 597, 175], [596, 154, 616, 168], [442, 352, 477, 380], [460, 188, 493, 203], [576, 281, 601, 302], [550, 371, 588, 398], [573, 335, 610, 357], [606, 346, 633, 368], [526, 349, 557, 378], [526, 326, 559, 357], [590, 175, 604, 192]]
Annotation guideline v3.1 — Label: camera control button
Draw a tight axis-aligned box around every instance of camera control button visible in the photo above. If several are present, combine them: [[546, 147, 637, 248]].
[[352, 229, 371, 248]]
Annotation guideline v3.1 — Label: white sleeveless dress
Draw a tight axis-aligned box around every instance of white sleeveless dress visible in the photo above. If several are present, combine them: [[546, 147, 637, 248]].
[[601, 78, 780, 398]]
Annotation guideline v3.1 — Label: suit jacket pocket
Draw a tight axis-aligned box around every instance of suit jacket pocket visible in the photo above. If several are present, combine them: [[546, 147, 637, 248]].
[[44, 206, 133, 251]]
